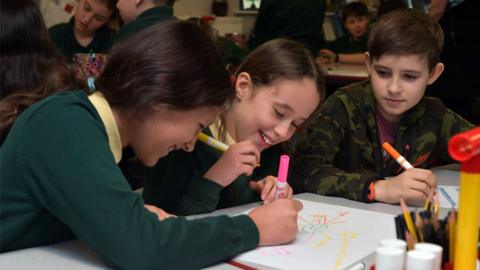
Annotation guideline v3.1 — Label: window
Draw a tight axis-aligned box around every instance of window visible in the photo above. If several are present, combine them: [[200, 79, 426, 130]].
[[239, 0, 261, 11]]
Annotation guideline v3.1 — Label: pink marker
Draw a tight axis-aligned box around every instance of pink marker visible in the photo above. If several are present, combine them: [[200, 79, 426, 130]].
[[275, 155, 290, 199]]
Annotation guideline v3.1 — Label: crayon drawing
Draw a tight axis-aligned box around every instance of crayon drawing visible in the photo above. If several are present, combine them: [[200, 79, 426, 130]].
[[235, 199, 396, 270]]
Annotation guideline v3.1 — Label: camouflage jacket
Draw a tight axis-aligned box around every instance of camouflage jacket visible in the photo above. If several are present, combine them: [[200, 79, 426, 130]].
[[291, 80, 475, 202]]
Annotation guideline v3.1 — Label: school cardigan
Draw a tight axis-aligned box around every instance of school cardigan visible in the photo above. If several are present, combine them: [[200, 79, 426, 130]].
[[49, 18, 116, 61], [0, 91, 258, 269], [143, 128, 283, 215], [114, 5, 175, 43], [290, 80, 475, 202]]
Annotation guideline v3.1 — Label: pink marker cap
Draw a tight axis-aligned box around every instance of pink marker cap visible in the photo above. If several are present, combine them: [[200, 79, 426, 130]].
[[277, 155, 290, 183]]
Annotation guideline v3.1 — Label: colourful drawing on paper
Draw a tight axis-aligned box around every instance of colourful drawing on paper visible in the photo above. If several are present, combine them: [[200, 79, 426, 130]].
[[235, 199, 396, 270]]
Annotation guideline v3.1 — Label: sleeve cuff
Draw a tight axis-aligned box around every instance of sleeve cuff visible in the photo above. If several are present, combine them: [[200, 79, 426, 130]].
[[361, 176, 383, 203], [229, 215, 260, 252]]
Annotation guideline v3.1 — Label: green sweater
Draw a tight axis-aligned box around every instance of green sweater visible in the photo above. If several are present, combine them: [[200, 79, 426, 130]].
[[49, 18, 116, 61], [114, 6, 175, 43], [0, 91, 258, 269], [143, 128, 283, 215], [322, 32, 368, 54], [291, 80, 474, 202]]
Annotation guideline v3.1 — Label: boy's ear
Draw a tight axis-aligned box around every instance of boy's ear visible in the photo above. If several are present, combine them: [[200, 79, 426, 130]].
[[427, 63, 445, 85], [365, 52, 372, 74], [235, 72, 253, 101], [135, 0, 143, 6]]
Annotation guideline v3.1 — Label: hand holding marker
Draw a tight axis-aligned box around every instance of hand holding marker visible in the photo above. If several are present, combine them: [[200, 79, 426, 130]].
[[197, 132, 228, 152], [382, 142, 413, 169], [197, 132, 260, 166], [275, 155, 290, 199]]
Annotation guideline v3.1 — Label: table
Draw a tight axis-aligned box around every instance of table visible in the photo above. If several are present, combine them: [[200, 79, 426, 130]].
[[321, 63, 369, 97], [0, 169, 460, 270]]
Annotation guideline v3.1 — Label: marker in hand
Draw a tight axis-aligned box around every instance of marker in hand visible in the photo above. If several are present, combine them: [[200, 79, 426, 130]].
[[197, 132, 229, 152], [275, 155, 290, 199], [197, 132, 260, 167], [382, 142, 413, 170]]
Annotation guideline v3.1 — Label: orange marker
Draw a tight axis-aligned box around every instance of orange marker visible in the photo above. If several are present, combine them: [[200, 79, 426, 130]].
[[382, 142, 414, 169]]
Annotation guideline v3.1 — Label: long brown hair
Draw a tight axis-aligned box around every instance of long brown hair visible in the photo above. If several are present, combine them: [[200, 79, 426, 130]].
[[95, 20, 233, 121], [217, 38, 325, 142], [0, 0, 80, 143]]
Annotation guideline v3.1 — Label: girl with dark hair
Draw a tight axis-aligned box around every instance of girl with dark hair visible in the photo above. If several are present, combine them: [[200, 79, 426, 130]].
[[49, 0, 118, 78], [143, 38, 325, 215], [0, 0, 80, 141], [0, 0, 77, 100], [0, 21, 301, 269]]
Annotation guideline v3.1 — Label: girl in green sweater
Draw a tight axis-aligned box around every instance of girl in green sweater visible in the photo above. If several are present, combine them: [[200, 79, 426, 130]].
[[0, 20, 302, 269]]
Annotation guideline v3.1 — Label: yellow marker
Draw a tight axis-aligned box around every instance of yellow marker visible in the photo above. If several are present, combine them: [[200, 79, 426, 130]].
[[197, 132, 228, 152], [197, 132, 260, 167]]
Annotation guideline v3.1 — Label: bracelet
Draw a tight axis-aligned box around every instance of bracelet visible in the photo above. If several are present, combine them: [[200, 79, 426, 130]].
[[335, 53, 339, 63], [367, 181, 376, 201]]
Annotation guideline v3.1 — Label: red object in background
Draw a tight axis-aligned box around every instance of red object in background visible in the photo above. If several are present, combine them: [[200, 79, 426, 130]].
[[64, 3, 74, 14], [201, 16, 215, 24]]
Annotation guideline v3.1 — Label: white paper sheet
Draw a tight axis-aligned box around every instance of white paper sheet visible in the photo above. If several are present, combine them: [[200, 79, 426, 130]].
[[235, 199, 396, 270]]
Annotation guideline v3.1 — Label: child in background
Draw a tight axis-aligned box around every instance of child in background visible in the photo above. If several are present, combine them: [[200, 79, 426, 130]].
[[291, 9, 474, 206], [143, 38, 325, 215], [49, 0, 117, 68], [318, 1, 369, 65], [0, 21, 302, 269], [114, 0, 175, 42]]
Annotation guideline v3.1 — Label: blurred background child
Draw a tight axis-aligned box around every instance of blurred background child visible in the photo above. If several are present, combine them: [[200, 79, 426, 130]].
[[318, 1, 369, 65]]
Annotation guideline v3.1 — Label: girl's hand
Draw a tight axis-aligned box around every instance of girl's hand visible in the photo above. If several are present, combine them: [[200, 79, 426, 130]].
[[204, 141, 260, 187], [144, 204, 176, 220], [249, 176, 293, 204], [248, 199, 303, 246], [374, 168, 437, 206]]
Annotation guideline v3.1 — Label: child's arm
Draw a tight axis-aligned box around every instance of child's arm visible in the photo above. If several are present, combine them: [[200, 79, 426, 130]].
[[429, 0, 448, 22], [337, 53, 366, 64], [290, 94, 381, 202]]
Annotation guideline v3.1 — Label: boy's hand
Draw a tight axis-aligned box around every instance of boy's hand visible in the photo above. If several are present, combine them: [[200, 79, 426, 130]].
[[144, 204, 176, 220], [249, 176, 293, 204], [204, 141, 260, 187], [317, 49, 336, 65], [248, 199, 303, 246], [374, 168, 437, 205]]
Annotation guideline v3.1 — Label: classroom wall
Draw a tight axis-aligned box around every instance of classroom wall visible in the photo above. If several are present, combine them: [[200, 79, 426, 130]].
[[174, 0, 257, 36]]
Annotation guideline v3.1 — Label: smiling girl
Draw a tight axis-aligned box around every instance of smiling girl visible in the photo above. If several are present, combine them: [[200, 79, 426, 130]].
[[143, 38, 325, 215]]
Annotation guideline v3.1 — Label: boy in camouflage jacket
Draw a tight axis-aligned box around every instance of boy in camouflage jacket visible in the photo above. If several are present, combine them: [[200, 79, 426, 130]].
[[291, 9, 474, 205]]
